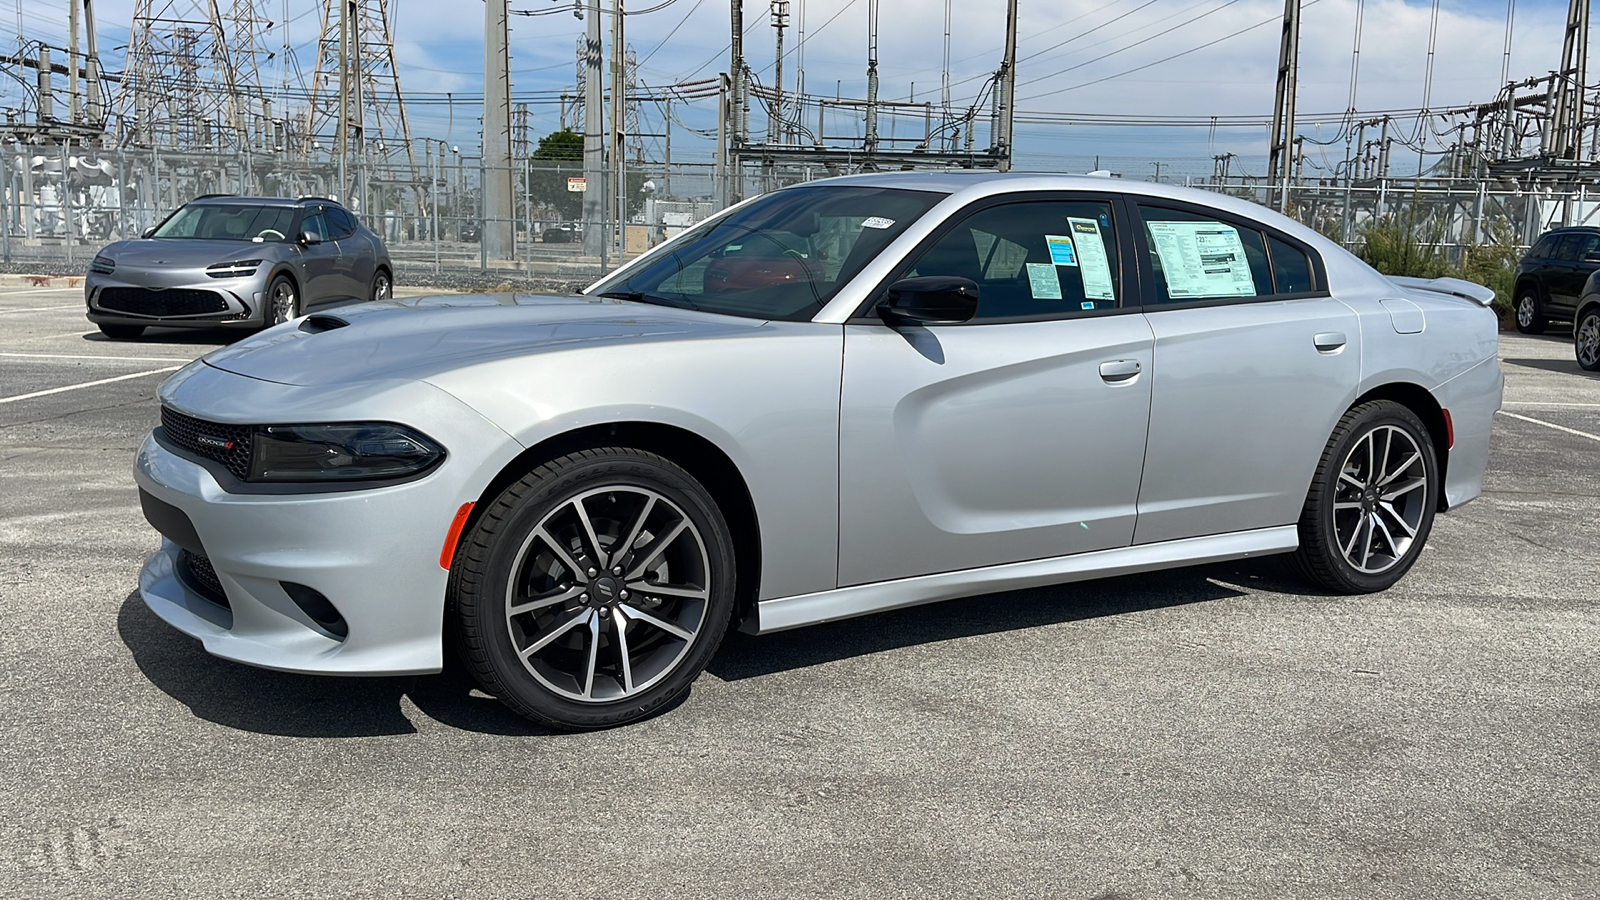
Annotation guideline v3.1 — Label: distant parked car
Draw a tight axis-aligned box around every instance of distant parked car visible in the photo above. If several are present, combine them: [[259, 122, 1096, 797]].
[[1512, 226, 1600, 334], [86, 195, 392, 339], [460, 222, 481, 243], [1574, 292, 1600, 371], [542, 224, 574, 243]]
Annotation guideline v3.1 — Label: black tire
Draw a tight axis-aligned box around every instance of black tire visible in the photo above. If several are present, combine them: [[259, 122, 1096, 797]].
[[266, 274, 299, 326], [96, 323, 145, 339], [1288, 400, 1439, 593], [369, 268, 392, 303], [1576, 308, 1600, 372], [1515, 288, 1548, 334], [452, 447, 737, 730]]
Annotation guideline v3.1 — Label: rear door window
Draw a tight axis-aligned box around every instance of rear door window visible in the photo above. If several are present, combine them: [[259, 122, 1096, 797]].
[[325, 207, 357, 239], [1138, 206, 1272, 302]]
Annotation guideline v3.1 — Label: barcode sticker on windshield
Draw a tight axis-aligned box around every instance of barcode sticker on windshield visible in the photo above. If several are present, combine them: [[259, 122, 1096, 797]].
[[861, 216, 895, 229]]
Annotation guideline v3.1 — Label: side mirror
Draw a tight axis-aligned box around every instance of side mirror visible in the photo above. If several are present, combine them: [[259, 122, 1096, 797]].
[[299, 230, 322, 246], [878, 276, 979, 325], [141, 226, 156, 238]]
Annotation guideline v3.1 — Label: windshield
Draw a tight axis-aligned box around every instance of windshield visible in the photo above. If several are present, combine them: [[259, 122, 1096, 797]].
[[590, 186, 944, 321], [152, 203, 299, 243]]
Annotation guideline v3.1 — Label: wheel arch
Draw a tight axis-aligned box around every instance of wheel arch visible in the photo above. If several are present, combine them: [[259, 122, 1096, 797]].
[[457, 421, 762, 625], [1514, 275, 1547, 305], [261, 266, 301, 320], [1577, 294, 1600, 329], [1351, 381, 1451, 511]]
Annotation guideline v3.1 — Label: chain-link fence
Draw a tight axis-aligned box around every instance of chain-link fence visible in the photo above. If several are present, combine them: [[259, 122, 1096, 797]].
[[6, 143, 1594, 288]]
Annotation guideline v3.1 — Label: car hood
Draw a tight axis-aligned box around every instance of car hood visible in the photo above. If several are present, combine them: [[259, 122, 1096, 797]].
[[101, 239, 282, 267], [202, 292, 768, 387]]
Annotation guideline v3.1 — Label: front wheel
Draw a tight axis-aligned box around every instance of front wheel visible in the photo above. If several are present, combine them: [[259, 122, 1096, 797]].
[[266, 274, 298, 326], [1289, 400, 1439, 593], [1576, 308, 1600, 371], [1515, 290, 1548, 334], [452, 448, 737, 730]]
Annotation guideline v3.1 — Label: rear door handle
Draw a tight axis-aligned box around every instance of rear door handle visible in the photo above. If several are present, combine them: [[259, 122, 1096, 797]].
[[1099, 359, 1142, 381], [1314, 331, 1347, 352]]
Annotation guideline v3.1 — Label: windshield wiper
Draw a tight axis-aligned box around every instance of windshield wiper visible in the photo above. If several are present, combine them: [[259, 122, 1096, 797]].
[[598, 290, 698, 310]]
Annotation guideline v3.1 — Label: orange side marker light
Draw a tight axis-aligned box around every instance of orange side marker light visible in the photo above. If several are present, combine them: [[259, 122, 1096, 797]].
[[440, 502, 475, 570]]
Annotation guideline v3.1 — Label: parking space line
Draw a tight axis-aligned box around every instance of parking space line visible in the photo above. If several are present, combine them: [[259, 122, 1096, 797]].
[[0, 288, 83, 295], [0, 305, 84, 314], [1496, 410, 1600, 443], [0, 366, 181, 405], [0, 352, 195, 363]]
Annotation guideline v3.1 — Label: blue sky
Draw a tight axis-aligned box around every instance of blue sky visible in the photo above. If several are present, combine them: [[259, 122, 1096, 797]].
[[6, 0, 1583, 178]]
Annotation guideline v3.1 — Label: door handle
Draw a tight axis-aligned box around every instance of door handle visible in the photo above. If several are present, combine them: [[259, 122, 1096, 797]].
[[1314, 331, 1347, 352], [1098, 359, 1142, 381]]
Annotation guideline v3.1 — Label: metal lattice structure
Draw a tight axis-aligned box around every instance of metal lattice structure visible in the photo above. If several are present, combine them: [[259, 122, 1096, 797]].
[[304, 0, 417, 177], [117, 0, 249, 149]]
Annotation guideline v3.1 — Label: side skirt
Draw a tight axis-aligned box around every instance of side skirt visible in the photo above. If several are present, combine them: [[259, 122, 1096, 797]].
[[752, 526, 1299, 634]]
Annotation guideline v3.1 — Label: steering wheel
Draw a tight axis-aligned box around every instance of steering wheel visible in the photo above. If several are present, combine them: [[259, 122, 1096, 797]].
[[256, 228, 285, 241]]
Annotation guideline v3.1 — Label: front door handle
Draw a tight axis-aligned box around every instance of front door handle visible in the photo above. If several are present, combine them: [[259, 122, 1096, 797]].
[[1314, 331, 1347, 352], [1099, 359, 1142, 382]]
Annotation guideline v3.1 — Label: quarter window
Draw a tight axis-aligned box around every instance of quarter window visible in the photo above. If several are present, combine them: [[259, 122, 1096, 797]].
[[1268, 235, 1315, 294], [902, 200, 1121, 320], [1554, 235, 1583, 261]]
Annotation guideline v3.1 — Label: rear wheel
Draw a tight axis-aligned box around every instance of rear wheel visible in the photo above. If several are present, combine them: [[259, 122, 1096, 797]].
[[452, 447, 737, 730], [1576, 308, 1600, 371], [369, 269, 392, 302], [266, 274, 298, 326], [1515, 289, 1548, 334], [96, 323, 144, 339], [1289, 400, 1439, 593]]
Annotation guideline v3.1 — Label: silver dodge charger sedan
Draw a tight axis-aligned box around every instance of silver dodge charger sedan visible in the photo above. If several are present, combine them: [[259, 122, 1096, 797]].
[[133, 173, 1502, 730], [87, 195, 392, 339]]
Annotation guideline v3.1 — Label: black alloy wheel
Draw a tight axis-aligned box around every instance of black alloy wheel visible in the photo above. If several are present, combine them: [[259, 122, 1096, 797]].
[[1289, 400, 1439, 593], [1577, 308, 1600, 372], [267, 274, 298, 326], [451, 447, 737, 730], [370, 270, 392, 303]]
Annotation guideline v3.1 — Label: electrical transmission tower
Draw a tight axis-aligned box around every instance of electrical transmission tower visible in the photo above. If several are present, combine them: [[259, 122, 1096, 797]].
[[119, 0, 262, 149], [305, 0, 417, 184]]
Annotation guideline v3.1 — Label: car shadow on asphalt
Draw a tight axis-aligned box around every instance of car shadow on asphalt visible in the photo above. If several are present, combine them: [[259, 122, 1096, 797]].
[[707, 556, 1306, 682], [1503, 357, 1598, 377], [82, 328, 246, 346], [116, 592, 556, 738]]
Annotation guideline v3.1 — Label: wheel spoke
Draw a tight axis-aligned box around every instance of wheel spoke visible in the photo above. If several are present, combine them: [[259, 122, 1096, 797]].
[[615, 495, 657, 567], [625, 519, 689, 580], [1333, 500, 1364, 510], [614, 612, 635, 694], [520, 609, 592, 658], [1359, 513, 1376, 569], [572, 496, 608, 568], [1378, 451, 1421, 486], [1379, 427, 1394, 482], [1364, 432, 1376, 484], [1339, 470, 1366, 490], [581, 611, 601, 698], [624, 580, 708, 599], [620, 604, 694, 641], [1378, 500, 1417, 538], [534, 526, 588, 583], [1341, 512, 1365, 557], [508, 583, 585, 616], [1371, 513, 1402, 558], [1381, 477, 1426, 501]]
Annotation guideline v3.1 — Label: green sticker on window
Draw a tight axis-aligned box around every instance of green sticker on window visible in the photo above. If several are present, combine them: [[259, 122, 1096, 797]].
[[1026, 263, 1062, 300]]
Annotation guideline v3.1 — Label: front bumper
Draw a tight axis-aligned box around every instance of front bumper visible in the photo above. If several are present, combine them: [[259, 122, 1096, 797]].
[[133, 364, 523, 675], [86, 269, 268, 328]]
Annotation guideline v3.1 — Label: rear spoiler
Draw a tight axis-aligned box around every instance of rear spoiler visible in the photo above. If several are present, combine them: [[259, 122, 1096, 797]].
[[1387, 275, 1496, 307]]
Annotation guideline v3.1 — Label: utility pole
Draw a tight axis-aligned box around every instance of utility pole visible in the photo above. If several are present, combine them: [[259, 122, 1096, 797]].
[[483, 0, 514, 261], [729, 1, 745, 201], [1551, 0, 1589, 159], [612, 0, 626, 257], [865, 0, 879, 153], [337, 0, 348, 198], [995, 0, 1017, 169], [771, 1, 788, 146], [582, 0, 604, 256], [1267, 0, 1301, 212]]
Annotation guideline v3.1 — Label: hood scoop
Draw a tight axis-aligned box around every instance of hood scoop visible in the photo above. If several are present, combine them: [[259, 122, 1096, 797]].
[[299, 314, 350, 334]]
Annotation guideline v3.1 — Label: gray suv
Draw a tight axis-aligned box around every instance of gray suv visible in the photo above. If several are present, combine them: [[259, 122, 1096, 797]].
[[86, 195, 392, 339]]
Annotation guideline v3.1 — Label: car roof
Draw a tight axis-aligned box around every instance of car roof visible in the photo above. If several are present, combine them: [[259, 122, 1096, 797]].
[[186, 195, 344, 209]]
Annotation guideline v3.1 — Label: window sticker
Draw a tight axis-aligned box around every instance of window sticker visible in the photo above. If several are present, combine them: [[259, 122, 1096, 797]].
[[1025, 263, 1063, 300], [1081, 301, 1095, 310], [1145, 220, 1256, 299], [1045, 234, 1078, 266], [861, 216, 896, 229], [1067, 218, 1116, 301]]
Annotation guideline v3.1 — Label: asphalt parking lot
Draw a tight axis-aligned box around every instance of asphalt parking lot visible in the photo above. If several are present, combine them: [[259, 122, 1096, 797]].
[[1, 282, 1595, 898]]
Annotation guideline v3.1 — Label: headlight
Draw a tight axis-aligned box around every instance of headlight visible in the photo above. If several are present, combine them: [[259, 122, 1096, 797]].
[[206, 259, 263, 278], [248, 423, 445, 482], [91, 255, 115, 274]]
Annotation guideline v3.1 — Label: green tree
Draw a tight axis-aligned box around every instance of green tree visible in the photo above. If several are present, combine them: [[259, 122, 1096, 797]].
[[526, 129, 652, 222]]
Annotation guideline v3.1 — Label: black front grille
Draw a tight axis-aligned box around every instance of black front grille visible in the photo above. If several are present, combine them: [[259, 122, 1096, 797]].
[[160, 407, 253, 480], [99, 287, 229, 317], [177, 549, 230, 609]]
